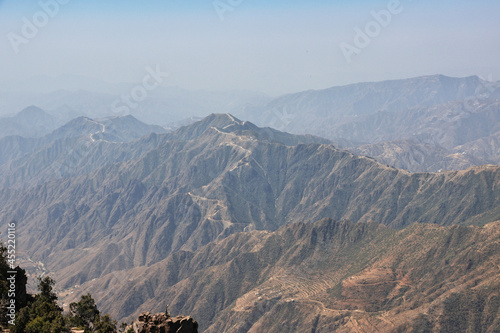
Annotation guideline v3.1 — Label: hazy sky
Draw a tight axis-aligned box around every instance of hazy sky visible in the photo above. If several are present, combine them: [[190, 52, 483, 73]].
[[0, 0, 499, 95]]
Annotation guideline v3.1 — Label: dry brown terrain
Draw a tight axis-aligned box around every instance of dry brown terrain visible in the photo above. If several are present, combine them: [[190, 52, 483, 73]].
[[1, 114, 498, 332], [62, 219, 500, 332]]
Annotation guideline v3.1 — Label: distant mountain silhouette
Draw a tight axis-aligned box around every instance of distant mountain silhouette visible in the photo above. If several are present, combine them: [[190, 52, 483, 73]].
[[0, 106, 60, 138], [238, 75, 500, 172]]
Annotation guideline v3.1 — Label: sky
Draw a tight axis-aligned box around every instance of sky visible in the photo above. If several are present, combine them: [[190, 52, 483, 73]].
[[0, 0, 499, 95]]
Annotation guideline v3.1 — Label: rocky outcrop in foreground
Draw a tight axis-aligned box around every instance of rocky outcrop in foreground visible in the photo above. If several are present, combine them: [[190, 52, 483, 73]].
[[129, 311, 198, 333]]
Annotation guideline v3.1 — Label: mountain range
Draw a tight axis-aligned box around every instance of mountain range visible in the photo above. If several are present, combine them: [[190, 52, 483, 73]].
[[0, 85, 270, 127], [0, 113, 499, 331], [2, 74, 500, 332], [3, 74, 499, 172], [0, 114, 168, 188], [238, 75, 500, 172]]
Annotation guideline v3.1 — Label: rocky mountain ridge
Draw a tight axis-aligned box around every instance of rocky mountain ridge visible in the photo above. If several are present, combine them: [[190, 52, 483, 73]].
[[238, 75, 500, 172]]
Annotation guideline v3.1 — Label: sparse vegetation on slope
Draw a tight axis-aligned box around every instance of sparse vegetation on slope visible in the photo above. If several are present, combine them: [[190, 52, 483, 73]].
[[66, 219, 500, 332]]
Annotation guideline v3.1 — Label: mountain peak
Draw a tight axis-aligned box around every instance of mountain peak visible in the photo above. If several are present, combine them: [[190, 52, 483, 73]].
[[171, 113, 242, 141], [16, 105, 53, 120], [204, 113, 242, 126], [172, 113, 331, 146], [0, 106, 57, 138]]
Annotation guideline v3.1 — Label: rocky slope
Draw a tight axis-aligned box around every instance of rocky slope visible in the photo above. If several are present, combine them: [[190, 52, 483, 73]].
[[350, 139, 488, 173], [67, 218, 500, 332]]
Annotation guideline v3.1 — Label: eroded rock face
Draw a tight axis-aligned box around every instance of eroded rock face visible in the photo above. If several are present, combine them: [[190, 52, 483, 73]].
[[130, 312, 198, 333]]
